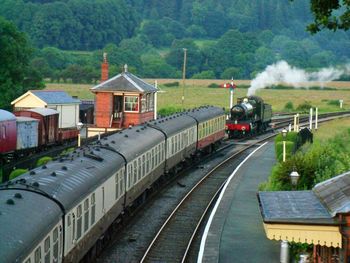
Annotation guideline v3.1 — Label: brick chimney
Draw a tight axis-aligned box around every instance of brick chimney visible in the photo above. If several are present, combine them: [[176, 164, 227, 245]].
[[101, 52, 109, 82]]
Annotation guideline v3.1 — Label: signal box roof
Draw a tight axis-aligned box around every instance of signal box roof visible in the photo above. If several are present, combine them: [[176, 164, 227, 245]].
[[91, 67, 157, 93]]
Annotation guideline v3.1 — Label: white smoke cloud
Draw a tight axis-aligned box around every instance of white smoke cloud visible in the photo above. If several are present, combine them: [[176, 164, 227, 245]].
[[247, 60, 347, 96]]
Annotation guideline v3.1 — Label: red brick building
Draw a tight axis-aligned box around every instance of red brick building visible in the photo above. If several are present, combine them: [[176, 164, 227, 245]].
[[91, 55, 157, 128]]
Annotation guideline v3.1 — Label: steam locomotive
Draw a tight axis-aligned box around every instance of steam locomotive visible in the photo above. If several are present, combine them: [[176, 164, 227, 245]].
[[226, 96, 272, 138]]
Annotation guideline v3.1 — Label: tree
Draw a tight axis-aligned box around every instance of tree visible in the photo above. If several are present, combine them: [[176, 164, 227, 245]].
[[301, 0, 350, 33], [0, 17, 43, 110]]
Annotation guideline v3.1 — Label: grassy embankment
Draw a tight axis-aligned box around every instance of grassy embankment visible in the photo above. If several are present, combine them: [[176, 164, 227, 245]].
[[45, 80, 350, 113], [260, 117, 350, 191]]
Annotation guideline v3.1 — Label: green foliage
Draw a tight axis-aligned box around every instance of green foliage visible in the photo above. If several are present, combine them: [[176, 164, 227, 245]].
[[0, 17, 43, 110], [296, 101, 313, 112], [9, 169, 28, 180], [208, 83, 219, 88], [191, 70, 215, 79], [275, 141, 295, 162], [163, 82, 179, 87], [284, 101, 294, 111], [1, 0, 349, 80], [60, 147, 75, 156], [327, 100, 340, 106], [275, 132, 298, 162], [158, 106, 183, 117], [262, 127, 350, 192], [36, 156, 52, 167]]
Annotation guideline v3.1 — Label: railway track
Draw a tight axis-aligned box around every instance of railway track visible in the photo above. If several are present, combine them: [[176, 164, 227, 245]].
[[139, 111, 350, 262], [95, 111, 350, 262], [140, 136, 274, 262]]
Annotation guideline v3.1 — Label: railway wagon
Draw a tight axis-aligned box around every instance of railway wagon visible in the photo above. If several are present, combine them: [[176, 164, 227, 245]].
[[0, 106, 226, 263], [14, 108, 59, 146], [16, 117, 39, 150], [0, 110, 17, 154], [148, 113, 197, 173], [186, 106, 226, 150]]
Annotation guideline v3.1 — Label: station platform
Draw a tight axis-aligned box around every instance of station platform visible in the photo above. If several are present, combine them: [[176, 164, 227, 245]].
[[198, 141, 280, 263]]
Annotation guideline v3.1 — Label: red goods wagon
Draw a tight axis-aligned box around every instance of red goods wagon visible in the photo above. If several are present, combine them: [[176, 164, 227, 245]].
[[58, 128, 79, 142], [14, 108, 59, 146], [0, 110, 17, 154]]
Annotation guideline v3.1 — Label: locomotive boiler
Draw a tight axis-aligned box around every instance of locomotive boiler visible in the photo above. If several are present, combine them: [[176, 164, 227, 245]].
[[226, 96, 272, 138]]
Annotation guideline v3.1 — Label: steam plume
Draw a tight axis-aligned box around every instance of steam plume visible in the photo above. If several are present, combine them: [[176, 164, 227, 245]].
[[247, 61, 347, 96]]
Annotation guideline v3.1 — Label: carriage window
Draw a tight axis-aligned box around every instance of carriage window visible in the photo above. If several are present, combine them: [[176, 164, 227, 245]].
[[142, 155, 146, 176], [119, 170, 124, 195], [44, 236, 50, 263], [77, 205, 82, 239], [147, 152, 151, 173], [53, 227, 59, 260], [91, 193, 96, 225], [84, 199, 89, 232], [129, 164, 133, 187], [67, 214, 71, 226], [124, 96, 139, 112], [138, 158, 141, 179], [34, 247, 41, 263], [152, 148, 155, 169], [133, 160, 138, 183], [25, 259, 31, 263], [115, 173, 119, 199]]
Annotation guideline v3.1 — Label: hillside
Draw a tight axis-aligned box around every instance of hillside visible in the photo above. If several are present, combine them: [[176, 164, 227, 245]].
[[1, 0, 349, 80]]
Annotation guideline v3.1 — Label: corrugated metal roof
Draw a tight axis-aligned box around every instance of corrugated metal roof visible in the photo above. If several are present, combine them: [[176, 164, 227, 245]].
[[313, 171, 350, 216], [27, 108, 59, 116], [258, 191, 336, 225], [31, 90, 81, 104], [0, 109, 16, 121], [91, 72, 157, 93]]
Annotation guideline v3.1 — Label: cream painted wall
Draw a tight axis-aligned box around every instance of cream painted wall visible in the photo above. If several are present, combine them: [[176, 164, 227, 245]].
[[13, 94, 46, 108], [49, 104, 79, 128]]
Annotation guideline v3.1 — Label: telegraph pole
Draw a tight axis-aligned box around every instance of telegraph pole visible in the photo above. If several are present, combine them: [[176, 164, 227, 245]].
[[182, 48, 187, 110]]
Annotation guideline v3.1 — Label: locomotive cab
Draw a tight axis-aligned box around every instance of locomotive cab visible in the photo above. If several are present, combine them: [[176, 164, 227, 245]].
[[226, 95, 272, 138]]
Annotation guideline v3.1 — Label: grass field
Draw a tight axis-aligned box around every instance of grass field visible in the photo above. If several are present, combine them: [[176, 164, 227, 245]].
[[315, 117, 350, 142], [45, 79, 350, 112]]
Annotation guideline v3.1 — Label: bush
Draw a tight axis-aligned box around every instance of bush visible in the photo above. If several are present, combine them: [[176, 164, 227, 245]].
[[208, 83, 219, 88], [296, 101, 313, 112], [191, 70, 215, 79], [284, 101, 294, 111], [158, 106, 183, 117], [9, 169, 28, 180], [276, 141, 295, 162], [163, 81, 179, 87], [36, 156, 53, 167], [327, 100, 340, 106]]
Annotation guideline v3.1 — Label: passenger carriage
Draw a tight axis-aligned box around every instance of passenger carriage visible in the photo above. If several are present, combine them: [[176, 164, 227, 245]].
[[186, 106, 226, 151], [0, 106, 226, 263], [148, 114, 197, 173], [104, 126, 166, 207]]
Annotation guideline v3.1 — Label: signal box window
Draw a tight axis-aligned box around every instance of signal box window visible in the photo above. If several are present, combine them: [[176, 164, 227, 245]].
[[125, 96, 139, 112]]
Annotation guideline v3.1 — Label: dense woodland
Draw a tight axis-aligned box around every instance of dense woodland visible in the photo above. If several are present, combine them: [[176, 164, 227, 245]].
[[1, 0, 350, 86]]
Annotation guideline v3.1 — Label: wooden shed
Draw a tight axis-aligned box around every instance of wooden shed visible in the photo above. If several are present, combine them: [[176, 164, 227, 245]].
[[91, 59, 158, 128], [11, 90, 81, 129]]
